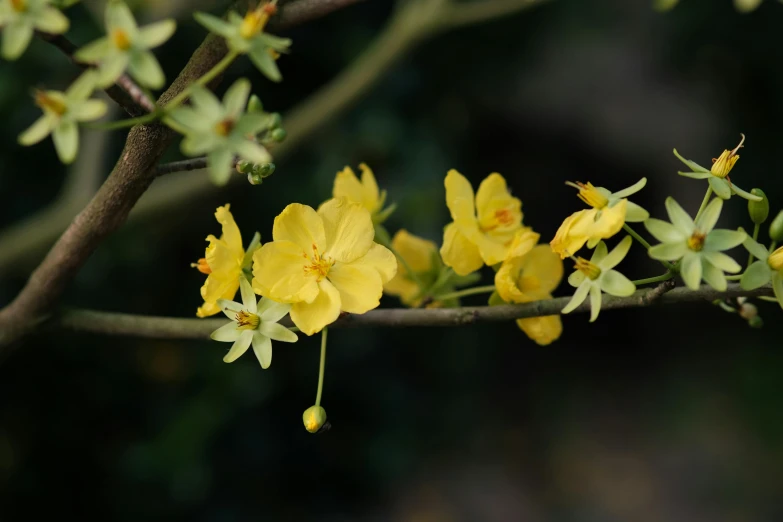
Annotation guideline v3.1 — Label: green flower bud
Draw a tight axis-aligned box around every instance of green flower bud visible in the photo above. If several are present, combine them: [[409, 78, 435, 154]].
[[236, 160, 252, 174], [268, 112, 282, 129], [248, 94, 263, 113], [738, 301, 758, 321], [252, 162, 275, 178], [770, 210, 783, 241], [270, 128, 287, 142], [748, 188, 769, 225], [749, 315, 764, 328], [303, 405, 327, 433], [247, 172, 264, 185]]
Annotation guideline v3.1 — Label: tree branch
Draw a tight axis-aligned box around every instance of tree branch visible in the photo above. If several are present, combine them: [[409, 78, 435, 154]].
[[270, 0, 367, 29], [438, 0, 551, 30], [36, 32, 155, 117], [53, 284, 772, 340]]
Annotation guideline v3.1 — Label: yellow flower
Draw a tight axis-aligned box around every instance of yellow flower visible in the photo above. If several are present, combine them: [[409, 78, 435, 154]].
[[332, 163, 390, 223], [384, 230, 437, 307], [494, 244, 564, 346], [440, 169, 523, 275], [710, 134, 743, 178], [768, 246, 783, 271], [550, 178, 648, 259], [252, 198, 397, 335], [194, 204, 246, 318]]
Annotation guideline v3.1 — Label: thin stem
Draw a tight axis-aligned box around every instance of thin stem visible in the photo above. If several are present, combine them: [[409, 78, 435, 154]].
[[726, 274, 743, 280], [434, 285, 496, 301], [163, 51, 239, 112], [632, 272, 673, 286], [315, 327, 327, 407], [748, 223, 760, 269], [694, 186, 713, 223], [771, 241, 778, 252], [622, 223, 676, 271]]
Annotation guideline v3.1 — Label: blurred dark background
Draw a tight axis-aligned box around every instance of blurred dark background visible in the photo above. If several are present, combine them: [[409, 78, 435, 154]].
[[2, 0, 783, 519]]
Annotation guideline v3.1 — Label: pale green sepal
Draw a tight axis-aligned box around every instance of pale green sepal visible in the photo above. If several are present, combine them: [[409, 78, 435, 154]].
[[239, 277, 257, 312], [665, 197, 694, 234], [709, 176, 731, 200], [208, 148, 233, 186], [74, 37, 112, 62], [128, 51, 165, 89], [695, 197, 722, 233], [673, 148, 709, 172], [742, 236, 770, 261], [611, 177, 647, 199], [71, 99, 107, 121], [251, 332, 273, 368], [704, 229, 745, 252], [19, 116, 54, 145], [217, 298, 243, 320], [258, 299, 292, 323], [107, 0, 138, 35], [233, 140, 271, 165], [193, 12, 235, 38], [731, 182, 763, 202], [741, 261, 772, 290], [224, 329, 253, 363], [53, 121, 78, 164], [568, 270, 585, 287], [624, 201, 649, 222], [249, 46, 282, 82], [137, 19, 176, 48], [680, 252, 702, 290], [488, 291, 505, 306], [677, 171, 712, 179], [223, 78, 251, 116], [211, 322, 242, 342], [773, 273, 783, 310], [645, 218, 685, 243], [600, 270, 635, 296], [702, 250, 741, 273], [599, 236, 632, 270], [242, 232, 262, 268], [259, 322, 297, 343], [2, 21, 34, 60], [649, 242, 687, 261], [701, 259, 727, 291], [562, 281, 590, 314], [588, 285, 601, 322], [35, 7, 70, 34]]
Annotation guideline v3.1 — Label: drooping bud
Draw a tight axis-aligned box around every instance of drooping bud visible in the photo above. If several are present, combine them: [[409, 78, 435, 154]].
[[270, 128, 287, 142], [748, 188, 769, 225], [302, 405, 328, 433], [247, 172, 263, 185], [252, 162, 275, 178], [769, 211, 783, 242], [247, 94, 263, 113], [738, 301, 758, 321]]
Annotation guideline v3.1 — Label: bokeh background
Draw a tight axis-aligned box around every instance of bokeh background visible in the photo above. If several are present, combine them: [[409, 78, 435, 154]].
[[2, 0, 783, 519]]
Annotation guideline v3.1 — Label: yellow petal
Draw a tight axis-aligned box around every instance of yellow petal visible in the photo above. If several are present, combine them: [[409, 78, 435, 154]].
[[391, 229, 437, 273], [354, 242, 397, 284], [524, 245, 564, 294], [444, 169, 476, 224], [571, 199, 626, 240], [516, 314, 562, 346], [475, 173, 523, 235], [550, 209, 591, 259], [197, 273, 240, 317], [272, 203, 326, 254], [290, 279, 341, 335], [472, 233, 511, 266], [205, 235, 242, 277], [319, 197, 374, 263], [359, 163, 380, 212], [505, 227, 539, 261], [333, 166, 365, 206], [327, 260, 384, 314], [495, 256, 526, 303], [252, 240, 319, 303], [214, 204, 243, 257], [440, 222, 484, 275]]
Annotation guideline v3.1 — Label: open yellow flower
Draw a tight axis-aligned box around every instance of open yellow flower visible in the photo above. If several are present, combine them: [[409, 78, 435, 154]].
[[194, 205, 246, 318], [440, 169, 523, 275], [550, 178, 648, 259], [333, 163, 383, 214], [252, 198, 397, 335], [384, 230, 437, 307], [494, 244, 564, 346]]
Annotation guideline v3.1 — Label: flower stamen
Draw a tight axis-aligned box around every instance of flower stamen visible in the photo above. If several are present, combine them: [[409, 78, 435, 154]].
[[239, 2, 276, 39], [574, 257, 601, 280], [10, 0, 26, 12], [711, 133, 745, 178], [235, 310, 260, 330], [304, 244, 333, 281], [687, 231, 706, 251], [33, 90, 67, 116], [191, 258, 211, 274], [566, 181, 609, 209], [214, 118, 235, 136], [111, 28, 132, 50]]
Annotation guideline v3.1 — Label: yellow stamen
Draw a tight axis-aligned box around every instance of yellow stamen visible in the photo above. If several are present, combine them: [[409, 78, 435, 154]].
[[687, 231, 706, 251], [711, 134, 744, 178], [111, 28, 132, 50], [239, 2, 277, 39], [33, 90, 67, 116], [768, 246, 783, 271], [303, 244, 333, 282], [566, 181, 609, 209], [214, 119, 235, 136], [190, 258, 211, 274], [574, 257, 601, 280], [267, 48, 280, 60], [10, 0, 26, 12], [235, 310, 260, 330]]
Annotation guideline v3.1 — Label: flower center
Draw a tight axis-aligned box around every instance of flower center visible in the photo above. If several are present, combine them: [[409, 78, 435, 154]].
[[303, 244, 333, 282], [687, 231, 706, 251], [239, 3, 276, 39], [567, 181, 609, 209], [711, 134, 744, 178], [111, 28, 132, 50], [480, 206, 517, 232], [33, 90, 67, 116], [10, 0, 26, 12], [214, 118, 235, 136], [190, 257, 211, 274], [575, 257, 601, 280], [235, 310, 260, 330]]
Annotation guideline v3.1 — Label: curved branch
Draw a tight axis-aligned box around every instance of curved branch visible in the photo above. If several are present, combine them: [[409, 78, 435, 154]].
[[54, 283, 771, 340]]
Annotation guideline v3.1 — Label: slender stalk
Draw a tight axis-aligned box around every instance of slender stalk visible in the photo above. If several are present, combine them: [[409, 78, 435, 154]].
[[747, 223, 760, 269], [632, 272, 673, 286], [726, 274, 743, 280], [694, 186, 713, 222], [315, 327, 327, 407], [433, 285, 496, 301], [622, 223, 676, 271]]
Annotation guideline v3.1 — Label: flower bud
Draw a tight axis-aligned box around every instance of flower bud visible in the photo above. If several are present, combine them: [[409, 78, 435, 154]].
[[270, 128, 287, 142], [302, 405, 327, 433], [268, 112, 282, 129], [247, 172, 264, 185], [770, 210, 783, 241], [248, 94, 263, 113], [252, 162, 275, 178], [748, 188, 769, 225], [739, 301, 758, 320], [236, 160, 252, 174], [749, 315, 764, 328]]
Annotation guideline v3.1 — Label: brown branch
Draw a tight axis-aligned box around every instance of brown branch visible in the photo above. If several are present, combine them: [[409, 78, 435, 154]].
[[36, 32, 155, 117], [270, 0, 367, 30], [54, 283, 772, 340]]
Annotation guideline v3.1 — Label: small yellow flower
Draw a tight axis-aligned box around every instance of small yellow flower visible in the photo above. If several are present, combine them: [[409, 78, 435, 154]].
[[494, 244, 564, 346], [710, 134, 744, 178], [440, 169, 523, 275], [384, 230, 437, 307], [768, 246, 783, 271], [550, 178, 647, 259], [194, 205, 246, 318], [252, 198, 397, 335], [332, 163, 387, 220]]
